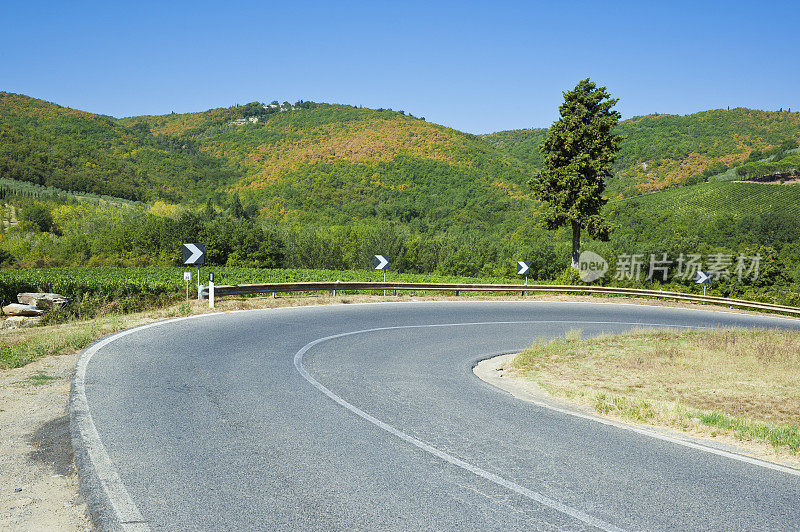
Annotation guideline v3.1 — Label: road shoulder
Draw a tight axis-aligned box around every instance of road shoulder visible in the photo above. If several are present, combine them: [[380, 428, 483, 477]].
[[0, 352, 91, 531]]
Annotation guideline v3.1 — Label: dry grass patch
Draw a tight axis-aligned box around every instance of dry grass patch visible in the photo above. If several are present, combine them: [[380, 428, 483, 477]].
[[511, 327, 800, 457], [0, 293, 417, 370]]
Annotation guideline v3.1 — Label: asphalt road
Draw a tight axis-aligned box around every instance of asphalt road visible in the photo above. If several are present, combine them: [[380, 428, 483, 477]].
[[78, 302, 800, 530]]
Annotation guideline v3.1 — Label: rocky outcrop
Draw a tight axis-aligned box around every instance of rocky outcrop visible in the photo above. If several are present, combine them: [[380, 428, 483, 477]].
[[17, 292, 67, 308], [1, 292, 67, 327], [2, 303, 44, 317]]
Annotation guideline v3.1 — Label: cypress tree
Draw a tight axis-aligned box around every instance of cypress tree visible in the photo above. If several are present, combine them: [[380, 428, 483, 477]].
[[530, 78, 621, 270]]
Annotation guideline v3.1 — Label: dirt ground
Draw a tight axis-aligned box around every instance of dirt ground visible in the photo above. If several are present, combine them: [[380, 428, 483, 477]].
[[1, 294, 797, 530], [0, 352, 91, 531]]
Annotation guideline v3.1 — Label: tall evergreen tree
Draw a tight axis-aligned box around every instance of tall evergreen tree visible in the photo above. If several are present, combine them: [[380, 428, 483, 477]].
[[230, 193, 245, 219], [530, 78, 621, 270], [204, 197, 216, 219]]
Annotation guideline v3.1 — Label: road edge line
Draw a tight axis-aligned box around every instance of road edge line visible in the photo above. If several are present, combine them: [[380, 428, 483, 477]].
[[70, 315, 211, 531], [293, 322, 630, 532]]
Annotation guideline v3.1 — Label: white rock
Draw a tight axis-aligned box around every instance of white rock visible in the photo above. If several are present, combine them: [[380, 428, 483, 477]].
[[2, 303, 44, 317], [17, 292, 67, 307], [3, 316, 43, 328]]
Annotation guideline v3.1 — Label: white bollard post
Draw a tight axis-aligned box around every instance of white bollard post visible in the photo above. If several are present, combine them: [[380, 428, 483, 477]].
[[208, 271, 215, 309]]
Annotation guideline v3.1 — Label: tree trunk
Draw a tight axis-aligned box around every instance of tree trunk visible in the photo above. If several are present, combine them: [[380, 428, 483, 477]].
[[571, 221, 581, 270]]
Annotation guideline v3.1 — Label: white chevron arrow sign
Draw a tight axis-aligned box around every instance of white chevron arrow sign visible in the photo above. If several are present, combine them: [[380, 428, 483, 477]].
[[182, 243, 206, 265], [517, 261, 530, 275], [695, 270, 711, 284], [374, 255, 389, 270]]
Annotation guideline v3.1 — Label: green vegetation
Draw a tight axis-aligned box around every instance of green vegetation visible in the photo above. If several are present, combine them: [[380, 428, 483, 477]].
[[531, 79, 620, 267], [121, 101, 532, 233], [0, 321, 98, 369], [1, 92, 800, 316], [736, 151, 800, 181], [485, 108, 800, 196], [20, 371, 57, 386], [0, 264, 546, 323], [0, 92, 238, 202], [511, 328, 800, 456], [2, 178, 800, 308]]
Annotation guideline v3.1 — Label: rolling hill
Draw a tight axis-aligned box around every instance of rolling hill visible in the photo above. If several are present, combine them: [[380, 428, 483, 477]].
[[2, 92, 800, 234], [0, 92, 237, 202], [120, 103, 534, 229], [483, 109, 800, 197]]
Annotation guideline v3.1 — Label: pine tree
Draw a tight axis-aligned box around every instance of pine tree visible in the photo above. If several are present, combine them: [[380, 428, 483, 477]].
[[205, 197, 216, 219], [530, 78, 621, 270], [230, 193, 245, 219]]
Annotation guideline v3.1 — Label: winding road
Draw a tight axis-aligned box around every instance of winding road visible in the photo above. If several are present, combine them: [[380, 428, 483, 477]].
[[73, 301, 800, 531]]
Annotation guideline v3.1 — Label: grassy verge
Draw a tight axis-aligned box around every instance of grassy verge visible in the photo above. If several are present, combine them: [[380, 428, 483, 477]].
[[510, 328, 800, 458], [0, 304, 195, 370]]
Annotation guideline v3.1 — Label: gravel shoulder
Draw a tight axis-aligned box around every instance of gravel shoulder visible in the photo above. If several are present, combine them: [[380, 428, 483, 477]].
[[0, 352, 91, 531]]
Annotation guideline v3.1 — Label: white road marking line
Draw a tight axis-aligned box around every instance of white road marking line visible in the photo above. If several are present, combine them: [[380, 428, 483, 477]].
[[294, 319, 800, 529], [72, 315, 203, 531], [77, 303, 799, 529], [293, 320, 643, 531]]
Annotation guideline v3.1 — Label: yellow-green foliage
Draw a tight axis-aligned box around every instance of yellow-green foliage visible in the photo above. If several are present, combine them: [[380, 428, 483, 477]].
[[0, 92, 238, 202], [484, 108, 800, 197]]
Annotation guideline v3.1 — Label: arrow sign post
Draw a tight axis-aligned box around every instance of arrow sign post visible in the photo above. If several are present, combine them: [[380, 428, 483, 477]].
[[517, 261, 531, 296], [374, 255, 389, 295], [374, 255, 389, 271], [183, 243, 205, 265], [695, 270, 711, 297], [183, 243, 206, 300]]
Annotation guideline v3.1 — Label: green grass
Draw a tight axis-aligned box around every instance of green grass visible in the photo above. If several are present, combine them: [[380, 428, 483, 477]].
[[0, 325, 98, 369], [19, 370, 57, 386], [699, 411, 800, 453]]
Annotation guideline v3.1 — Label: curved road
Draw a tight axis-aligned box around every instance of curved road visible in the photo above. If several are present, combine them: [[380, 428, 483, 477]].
[[75, 302, 800, 530]]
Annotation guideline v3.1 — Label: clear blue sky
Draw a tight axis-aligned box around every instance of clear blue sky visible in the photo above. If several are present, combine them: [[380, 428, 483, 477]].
[[2, 0, 798, 133]]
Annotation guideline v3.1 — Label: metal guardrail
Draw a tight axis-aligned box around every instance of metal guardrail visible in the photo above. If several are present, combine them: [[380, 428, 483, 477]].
[[199, 281, 800, 317]]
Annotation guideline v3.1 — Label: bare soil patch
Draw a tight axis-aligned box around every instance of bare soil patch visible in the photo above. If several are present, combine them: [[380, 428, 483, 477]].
[[0, 352, 91, 531]]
